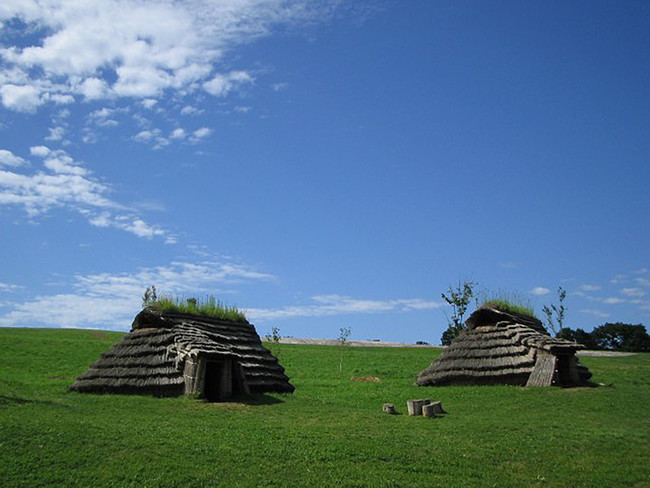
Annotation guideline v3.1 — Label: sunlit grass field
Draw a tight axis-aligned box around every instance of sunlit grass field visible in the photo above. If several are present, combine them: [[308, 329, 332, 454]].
[[1, 327, 649, 487]]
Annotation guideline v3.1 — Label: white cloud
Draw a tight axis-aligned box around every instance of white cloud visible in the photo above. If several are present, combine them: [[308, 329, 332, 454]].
[[29, 146, 50, 157], [579, 309, 611, 319], [43, 93, 74, 105], [0, 259, 275, 329], [602, 297, 626, 304], [271, 82, 289, 92], [578, 284, 601, 292], [89, 212, 165, 239], [45, 126, 66, 141], [122, 218, 165, 239], [133, 129, 160, 143], [82, 130, 98, 144], [1, 147, 167, 239], [247, 295, 442, 322], [132, 128, 171, 149], [530, 287, 551, 296], [78, 77, 109, 100], [180, 105, 203, 116], [56, 108, 71, 119], [234, 106, 252, 113], [0, 0, 345, 110], [141, 98, 158, 109], [0, 165, 112, 216], [191, 127, 211, 142], [0, 282, 22, 293], [87, 107, 128, 127], [0, 149, 27, 167], [170, 128, 186, 140], [0, 293, 138, 330], [621, 287, 646, 297], [0, 83, 42, 112], [32, 148, 88, 176], [203, 70, 254, 97]]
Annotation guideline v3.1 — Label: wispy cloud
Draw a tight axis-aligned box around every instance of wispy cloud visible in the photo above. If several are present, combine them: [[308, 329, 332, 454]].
[[87, 212, 166, 239], [0, 146, 168, 239], [133, 125, 210, 149], [189, 127, 211, 143], [247, 294, 442, 322], [602, 297, 626, 305], [0, 259, 274, 329], [530, 286, 551, 296], [578, 284, 601, 292], [203, 71, 254, 97], [45, 126, 66, 141], [87, 107, 129, 127], [579, 308, 611, 319], [271, 82, 289, 92], [0, 282, 22, 293], [621, 288, 646, 297], [180, 105, 203, 116]]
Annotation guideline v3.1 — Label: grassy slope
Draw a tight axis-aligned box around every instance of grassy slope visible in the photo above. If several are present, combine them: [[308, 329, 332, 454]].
[[0, 328, 649, 488]]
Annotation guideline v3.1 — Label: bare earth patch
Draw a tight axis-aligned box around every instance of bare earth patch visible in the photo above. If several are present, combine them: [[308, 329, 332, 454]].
[[350, 376, 381, 382]]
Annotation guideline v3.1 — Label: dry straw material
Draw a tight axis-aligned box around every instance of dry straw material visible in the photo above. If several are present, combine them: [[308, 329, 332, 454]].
[[70, 307, 294, 399], [417, 307, 592, 387]]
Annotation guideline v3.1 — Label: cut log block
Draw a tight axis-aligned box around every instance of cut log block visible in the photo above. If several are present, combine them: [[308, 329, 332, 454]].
[[422, 403, 437, 418], [406, 399, 430, 416], [430, 401, 445, 414], [382, 403, 396, 414]]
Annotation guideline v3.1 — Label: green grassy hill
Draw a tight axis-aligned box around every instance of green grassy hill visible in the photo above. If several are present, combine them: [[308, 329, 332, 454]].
[[1, 327, 649, 487]]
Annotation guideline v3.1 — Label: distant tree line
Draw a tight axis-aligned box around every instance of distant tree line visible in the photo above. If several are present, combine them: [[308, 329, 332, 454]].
[[558, 323, 650, 352]]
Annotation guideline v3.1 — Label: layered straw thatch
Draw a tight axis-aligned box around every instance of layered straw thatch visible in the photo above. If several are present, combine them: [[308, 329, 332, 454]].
[[70, 307, 294, 397], [417, 307, 592, 387]]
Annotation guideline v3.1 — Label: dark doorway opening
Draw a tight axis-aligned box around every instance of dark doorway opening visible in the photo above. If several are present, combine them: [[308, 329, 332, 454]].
[[202, 358, 249, 402], [555, 355, 579, 387], [204, 360, 228, 402]]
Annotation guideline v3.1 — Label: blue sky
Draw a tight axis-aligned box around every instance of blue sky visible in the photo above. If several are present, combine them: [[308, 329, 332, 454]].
[[0, 0, 648, 343]]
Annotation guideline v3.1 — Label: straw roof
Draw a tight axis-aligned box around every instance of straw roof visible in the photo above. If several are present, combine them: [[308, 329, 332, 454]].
[[417, 307, 592, 387], [70, 308, 294, 397]]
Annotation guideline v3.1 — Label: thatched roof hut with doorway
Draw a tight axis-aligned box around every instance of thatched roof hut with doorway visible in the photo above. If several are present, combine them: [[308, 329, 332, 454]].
[[417, 307, 592, 387], [70, 307, 294, 401]]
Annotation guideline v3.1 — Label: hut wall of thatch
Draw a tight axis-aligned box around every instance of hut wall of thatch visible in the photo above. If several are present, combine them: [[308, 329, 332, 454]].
[[70, 308, 294, 400]]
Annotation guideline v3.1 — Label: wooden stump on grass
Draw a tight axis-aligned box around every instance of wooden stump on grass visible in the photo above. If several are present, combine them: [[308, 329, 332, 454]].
[[406, 399, 430, 416], [430, 401, 445, 414], [383, 403, 396, 414], [422, 403, 437, 418]]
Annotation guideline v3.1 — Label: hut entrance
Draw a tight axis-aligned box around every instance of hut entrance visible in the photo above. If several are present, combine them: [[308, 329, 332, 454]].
[[202, 357, 249, 402], [555, 355, 580, 387]]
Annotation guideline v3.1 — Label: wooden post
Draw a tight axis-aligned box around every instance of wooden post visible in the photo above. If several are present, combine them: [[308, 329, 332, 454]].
[[382, 403, 396, 414], [407, 399, 430, 416], [422, 403, 437, 418]]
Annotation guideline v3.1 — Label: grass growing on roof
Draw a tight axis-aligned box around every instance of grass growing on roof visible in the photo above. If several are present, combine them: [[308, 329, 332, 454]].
[[150, 294, 246, 322], [479, 289, 536, 318]]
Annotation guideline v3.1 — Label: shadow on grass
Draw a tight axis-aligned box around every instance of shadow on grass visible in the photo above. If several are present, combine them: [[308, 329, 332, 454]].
[[238, 393, 285, 405], [0, 395, 65, 407]]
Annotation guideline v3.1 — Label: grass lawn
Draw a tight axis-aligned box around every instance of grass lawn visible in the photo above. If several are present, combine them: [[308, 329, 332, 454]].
[[1, 327, 649, 487]]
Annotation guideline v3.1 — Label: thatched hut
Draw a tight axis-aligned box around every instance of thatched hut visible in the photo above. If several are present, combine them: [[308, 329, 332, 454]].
[[417, 307, 592, 387], [70, 308, 294, 400]]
